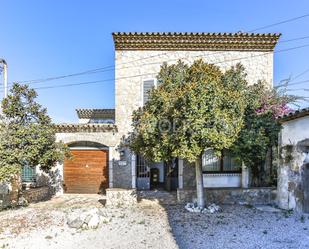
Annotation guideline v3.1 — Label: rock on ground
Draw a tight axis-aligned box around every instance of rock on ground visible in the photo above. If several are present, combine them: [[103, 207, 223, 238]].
[[185, 202, 221, 214]]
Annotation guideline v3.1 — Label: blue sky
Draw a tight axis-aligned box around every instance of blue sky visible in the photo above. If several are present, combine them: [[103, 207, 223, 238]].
[[1, 0, 309, 123]]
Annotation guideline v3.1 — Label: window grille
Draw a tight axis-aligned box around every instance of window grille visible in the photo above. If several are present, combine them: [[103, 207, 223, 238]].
[[21, 165, 36, 182], [136, 155, 150, 178], [202, 149, 240, 173]]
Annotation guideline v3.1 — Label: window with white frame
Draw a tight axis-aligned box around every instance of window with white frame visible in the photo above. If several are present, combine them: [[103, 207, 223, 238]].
[[142, 79, 156, 105]]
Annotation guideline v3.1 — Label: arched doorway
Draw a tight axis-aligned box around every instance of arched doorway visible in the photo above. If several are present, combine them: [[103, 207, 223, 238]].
[[63, 141, 109, 194]]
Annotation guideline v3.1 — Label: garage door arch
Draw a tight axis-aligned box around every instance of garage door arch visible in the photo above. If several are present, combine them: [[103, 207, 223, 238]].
[[67, 141, 109, 150]]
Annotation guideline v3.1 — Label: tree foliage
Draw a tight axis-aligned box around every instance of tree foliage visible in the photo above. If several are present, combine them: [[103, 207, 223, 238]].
[[129, 59, 300, 192], [0, 83, 69, 182], [230, 81, 299, 185], [129, 60, 248, 207], [130, 60, 248, 162]]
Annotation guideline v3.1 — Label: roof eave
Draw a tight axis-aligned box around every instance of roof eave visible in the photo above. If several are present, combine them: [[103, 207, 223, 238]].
[[278, 108, 309, 123], [56, 123, 118, 133]]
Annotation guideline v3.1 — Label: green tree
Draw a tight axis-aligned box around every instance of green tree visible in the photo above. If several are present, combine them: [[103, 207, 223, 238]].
[[230, 81, 298, 186], [129, 60, 247, 207], [0, 83, 69, 183]]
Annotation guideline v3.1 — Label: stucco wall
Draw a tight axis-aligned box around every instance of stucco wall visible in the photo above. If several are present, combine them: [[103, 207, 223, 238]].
[[281, 116, 309, 145], [182, 160, 243, 189], [277, 116, 309, 211], [56, 132, 119, 147]]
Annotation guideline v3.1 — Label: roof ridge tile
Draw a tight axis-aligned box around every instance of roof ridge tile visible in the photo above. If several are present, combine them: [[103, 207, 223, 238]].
[[112, 32, 281, 51]]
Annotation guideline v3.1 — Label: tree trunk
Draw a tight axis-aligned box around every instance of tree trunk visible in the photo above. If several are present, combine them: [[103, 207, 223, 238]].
[[164, 161, 172, 191], [195, 156, 205, 208], [269, 146, 273, 179]]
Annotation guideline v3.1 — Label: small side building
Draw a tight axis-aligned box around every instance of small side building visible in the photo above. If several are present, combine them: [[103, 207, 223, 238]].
[[277, 108, 309, 212]]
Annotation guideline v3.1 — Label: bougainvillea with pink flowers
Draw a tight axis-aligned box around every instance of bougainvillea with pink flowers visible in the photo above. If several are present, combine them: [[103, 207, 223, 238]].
[[230, 81, 300, 186], [255, 83, 295, 118]]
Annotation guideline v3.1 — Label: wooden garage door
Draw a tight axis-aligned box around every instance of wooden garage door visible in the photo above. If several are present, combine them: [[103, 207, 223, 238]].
[[64, 150, 108, 194]]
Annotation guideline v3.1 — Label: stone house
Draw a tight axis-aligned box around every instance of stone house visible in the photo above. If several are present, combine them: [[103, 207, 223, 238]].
[[277, 108, 309, 212], [26, 32, 281, 199]]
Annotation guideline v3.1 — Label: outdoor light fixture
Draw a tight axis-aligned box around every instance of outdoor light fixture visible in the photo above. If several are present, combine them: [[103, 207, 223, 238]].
[[119, 149, 125, 160]]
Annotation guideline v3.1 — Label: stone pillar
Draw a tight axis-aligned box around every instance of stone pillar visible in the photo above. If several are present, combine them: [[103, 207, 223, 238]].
[[277, 165, 289, 209], [106, 188, 137, 207], [131, 153, 136, 189], [178, 158, 184, 189], [108, 147, 114, 188], [241, 162, 249, 188]]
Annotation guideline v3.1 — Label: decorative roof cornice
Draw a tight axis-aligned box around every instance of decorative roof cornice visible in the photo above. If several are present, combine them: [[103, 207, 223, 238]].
[[278, 108, 309, 123], [56, 123, 118, 133], [112, 32, 281, 51], [76, 109, 115, 119]]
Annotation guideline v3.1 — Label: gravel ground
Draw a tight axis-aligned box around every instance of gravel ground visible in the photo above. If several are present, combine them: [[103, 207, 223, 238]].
[[0, 194, 309, 249], [0, 195, 177, 249], [167, 204, 309, 249]]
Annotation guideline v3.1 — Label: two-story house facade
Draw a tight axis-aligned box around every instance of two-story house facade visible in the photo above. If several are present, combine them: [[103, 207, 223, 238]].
[[51, 32, 280, 195]]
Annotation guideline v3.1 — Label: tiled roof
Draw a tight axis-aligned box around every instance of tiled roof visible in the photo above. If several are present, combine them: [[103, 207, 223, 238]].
[[56, 123, 117, 133], [278, 108, 309, 123], [112, 32, 281, 51], [76, 109, 115, 119]]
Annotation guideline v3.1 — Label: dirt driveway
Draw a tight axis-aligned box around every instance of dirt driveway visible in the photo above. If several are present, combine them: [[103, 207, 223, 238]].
[[1, 194, 309, 249], [0, 194, 177, 249]]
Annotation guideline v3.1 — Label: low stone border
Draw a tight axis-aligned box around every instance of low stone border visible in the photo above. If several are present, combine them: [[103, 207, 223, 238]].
[[177, 187, 277, 205], [105, 188, 137, 207], [1, 185, 51, 209], [22, 186, 51, 203]]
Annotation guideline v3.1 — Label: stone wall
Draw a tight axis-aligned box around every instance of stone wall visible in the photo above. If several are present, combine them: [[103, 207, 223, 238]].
[[115, 49, 273, 191], [177, 187, 277, 205], [277, 116, 309, 212], [1, 177, 50, 209], [106, 188, 137, 207], [115, 50, 273, 138], [22, 186, 51, 203]]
